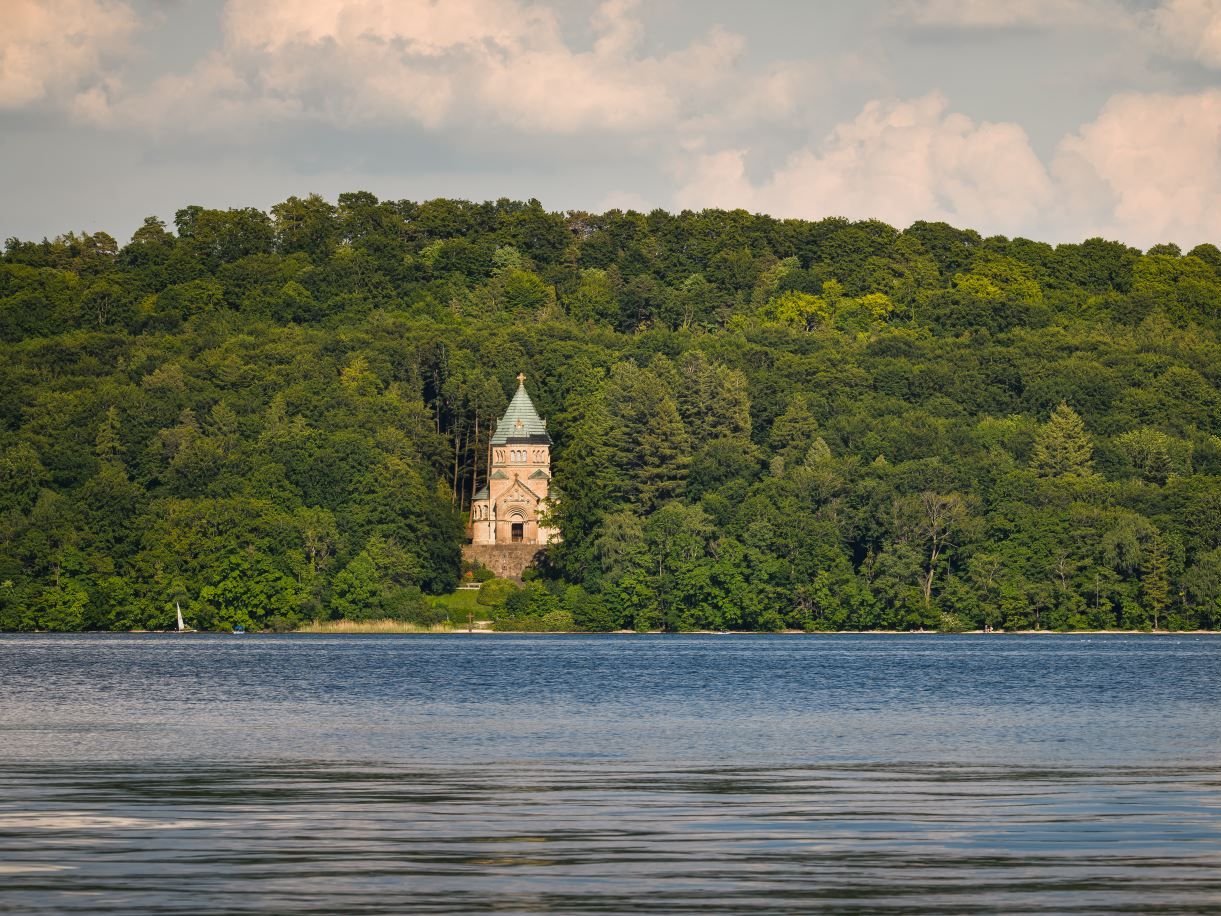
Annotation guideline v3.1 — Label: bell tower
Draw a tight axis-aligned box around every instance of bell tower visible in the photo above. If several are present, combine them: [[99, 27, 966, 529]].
[[468, 373, 559, 547]]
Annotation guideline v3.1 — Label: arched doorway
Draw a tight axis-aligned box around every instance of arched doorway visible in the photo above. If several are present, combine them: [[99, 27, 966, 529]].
[[507, 510, 528, 543]]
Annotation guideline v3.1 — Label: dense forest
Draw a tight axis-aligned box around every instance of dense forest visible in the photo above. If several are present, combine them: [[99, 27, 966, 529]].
[[2, 194, 1220, 632]]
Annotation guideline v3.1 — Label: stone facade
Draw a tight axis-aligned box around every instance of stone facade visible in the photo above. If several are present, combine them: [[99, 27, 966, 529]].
[[462, 544, 544, 581], [469, 374, 560, 548]]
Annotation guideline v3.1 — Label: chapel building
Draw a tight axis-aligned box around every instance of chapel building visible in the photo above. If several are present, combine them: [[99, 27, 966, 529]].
[[470, 374, 560, 546]]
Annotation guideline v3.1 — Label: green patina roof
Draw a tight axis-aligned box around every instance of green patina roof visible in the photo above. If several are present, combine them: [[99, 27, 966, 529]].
[[491, 377, 550, 445], [529, 469, 550, 479]]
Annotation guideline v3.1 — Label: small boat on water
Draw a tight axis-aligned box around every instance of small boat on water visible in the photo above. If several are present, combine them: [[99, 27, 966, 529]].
[[232, 625, 246, 635], [175, 601, 197, 633]]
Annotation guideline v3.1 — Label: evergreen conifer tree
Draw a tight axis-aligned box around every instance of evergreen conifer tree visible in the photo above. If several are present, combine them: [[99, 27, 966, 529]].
[[770, 394, 820, 465], [1030, 403, 1094, 477], [675, 352, 752, 444], [550, 390, 617, 579], [635, 392, 689, 510], [604, 364, 690, 511], [95, 406, 123, 464], [1142, 534, 1170, 630]]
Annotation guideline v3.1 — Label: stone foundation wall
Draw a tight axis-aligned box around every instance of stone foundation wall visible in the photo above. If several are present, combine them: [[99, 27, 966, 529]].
[[462, 544, 544, 581]]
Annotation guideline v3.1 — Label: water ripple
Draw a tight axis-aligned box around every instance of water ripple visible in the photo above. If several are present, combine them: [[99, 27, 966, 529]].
[[2, 634, 1220, 912]]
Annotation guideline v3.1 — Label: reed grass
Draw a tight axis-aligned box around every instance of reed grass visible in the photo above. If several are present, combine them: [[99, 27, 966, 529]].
[[297, 619, 456, 634]]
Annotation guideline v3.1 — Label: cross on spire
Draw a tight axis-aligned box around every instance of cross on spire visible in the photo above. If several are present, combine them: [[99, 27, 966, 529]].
[[489, 374, 549, 446]]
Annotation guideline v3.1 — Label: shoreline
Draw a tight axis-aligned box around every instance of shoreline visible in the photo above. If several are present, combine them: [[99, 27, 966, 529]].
[[430, 629, 1221, 636], [433, 628, 1219, 636], [5, 627, 1218, 636]]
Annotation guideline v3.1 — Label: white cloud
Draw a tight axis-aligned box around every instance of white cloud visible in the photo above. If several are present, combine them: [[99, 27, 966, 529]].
[[0, 0, 138, 109], [1053, 89, 1221, 246], [222, 0, 545, 54], [1150, 0, 1221, 67], [97, 0, 749, 136], [892, 0, 1122, 29], [674, 93, 1055, 234], [897, 0, 1221, 70], [10, 0, 1220, 250], [674, 88, 1221, 248]]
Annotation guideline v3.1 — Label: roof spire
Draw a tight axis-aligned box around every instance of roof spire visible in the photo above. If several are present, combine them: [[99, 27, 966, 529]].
[[491, 374, 550, 445]]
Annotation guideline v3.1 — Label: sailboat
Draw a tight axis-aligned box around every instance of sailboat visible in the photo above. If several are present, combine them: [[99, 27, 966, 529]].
[[175, 600, 196, 633]]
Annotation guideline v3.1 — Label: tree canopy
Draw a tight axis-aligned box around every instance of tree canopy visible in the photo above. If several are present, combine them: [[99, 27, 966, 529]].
[[2, 196, 1220, 632]]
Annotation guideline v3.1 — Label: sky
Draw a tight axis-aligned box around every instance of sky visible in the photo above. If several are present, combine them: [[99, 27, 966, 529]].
[[2, 0, 1221, 248]]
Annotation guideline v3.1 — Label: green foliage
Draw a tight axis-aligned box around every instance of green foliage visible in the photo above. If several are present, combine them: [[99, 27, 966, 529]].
[[329, 536, 429, 623], [1031, 404, 1095, 478], [1114, 427, 1192, 483], [2, 195, 1219, 633], [603, 362, 690, 511], [464, 561, 494, 582], [491, 581, 573, 631], [564, 584, 617, 631], [764, 289, 829, 331], [198, 552, 304, 631], [567, 268, 619, 324], [33, 580, 90, 631], [477, 578, 517, 607]]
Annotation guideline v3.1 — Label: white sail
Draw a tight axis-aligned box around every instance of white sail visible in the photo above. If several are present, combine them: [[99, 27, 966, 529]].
[[176, 600, 185, 632]]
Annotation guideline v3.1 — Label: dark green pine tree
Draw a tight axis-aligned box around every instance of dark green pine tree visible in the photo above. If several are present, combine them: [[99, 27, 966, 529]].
[[549, 388, 618, 580], [604, 363, 690, 512], [1030, 403, 1095, 478], [676, 351, 752, 445], [769, 394, 820, 467], [94, 406, 124, 464], [1141, 533, 1170, 631]]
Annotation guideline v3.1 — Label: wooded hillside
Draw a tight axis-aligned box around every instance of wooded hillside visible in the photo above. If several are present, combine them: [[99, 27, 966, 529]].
[[2, 195, 1220, 631]]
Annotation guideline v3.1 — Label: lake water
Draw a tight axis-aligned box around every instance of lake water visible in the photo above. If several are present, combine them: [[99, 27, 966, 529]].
[[2, 634, 1220, 913]]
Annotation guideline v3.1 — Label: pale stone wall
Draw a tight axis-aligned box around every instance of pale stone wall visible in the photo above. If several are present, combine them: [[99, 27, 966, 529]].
[[470, 443, 559, 546], [462, 544, 544, 581]]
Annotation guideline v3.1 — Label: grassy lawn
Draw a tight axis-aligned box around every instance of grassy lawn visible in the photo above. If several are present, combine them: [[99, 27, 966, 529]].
[[428, 588, 488, 625]]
